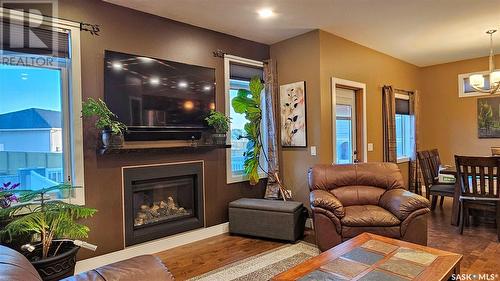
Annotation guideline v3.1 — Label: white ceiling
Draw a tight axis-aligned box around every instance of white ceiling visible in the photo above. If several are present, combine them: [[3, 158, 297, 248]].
[[105, 0, 500, 67]]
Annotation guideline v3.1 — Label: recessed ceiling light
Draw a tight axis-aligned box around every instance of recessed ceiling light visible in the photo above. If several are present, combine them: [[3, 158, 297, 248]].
[[178, 81, 188, 88], [112, 62, 123, 70], [150, 77, 160, 85], [203, 85, 212, 91], [257, 8, 274, 18]]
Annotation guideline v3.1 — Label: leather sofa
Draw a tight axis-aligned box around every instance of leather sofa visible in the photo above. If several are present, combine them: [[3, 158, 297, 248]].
[[309, 162, 430, 251], [0, 244, 174, 281]]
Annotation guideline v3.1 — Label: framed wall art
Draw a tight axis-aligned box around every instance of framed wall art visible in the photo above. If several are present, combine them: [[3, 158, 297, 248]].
[[478, 96, 500, 138], [279, 81, 307, 147]]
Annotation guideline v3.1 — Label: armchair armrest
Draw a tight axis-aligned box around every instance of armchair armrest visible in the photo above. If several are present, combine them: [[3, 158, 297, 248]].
[[310, 190, 345, 218], [379, 189, 430, 221]]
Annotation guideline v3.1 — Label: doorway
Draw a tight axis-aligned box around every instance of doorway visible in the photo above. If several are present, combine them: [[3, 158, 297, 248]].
[[331, 78, 367, 164]]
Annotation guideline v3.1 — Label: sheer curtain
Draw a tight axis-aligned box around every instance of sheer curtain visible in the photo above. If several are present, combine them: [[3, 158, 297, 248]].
[[262, 59, 282, 199]]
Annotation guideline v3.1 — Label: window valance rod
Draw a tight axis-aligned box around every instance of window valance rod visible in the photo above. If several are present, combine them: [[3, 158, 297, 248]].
[[0, 7, 100, 36]]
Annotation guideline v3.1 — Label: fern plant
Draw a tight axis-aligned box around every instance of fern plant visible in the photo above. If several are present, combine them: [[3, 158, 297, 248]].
[[0, 184, 97, 259], [81, 98, 126, 135], [205, 110, 231, 133]]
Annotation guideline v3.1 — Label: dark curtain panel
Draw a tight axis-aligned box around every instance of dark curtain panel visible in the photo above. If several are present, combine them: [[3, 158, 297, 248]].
[[408, 91, 420, 193], [382, 86, 397, 163]]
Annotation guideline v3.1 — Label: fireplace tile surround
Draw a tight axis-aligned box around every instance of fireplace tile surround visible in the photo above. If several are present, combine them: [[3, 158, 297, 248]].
[[122, 161, 205, 246]]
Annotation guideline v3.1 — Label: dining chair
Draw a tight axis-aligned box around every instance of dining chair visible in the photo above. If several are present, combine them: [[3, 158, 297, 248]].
[[417, 150, 455, 210], [429, 149, 454, 206], [454, 156, 500, 240], [429, 149, 441, 175]]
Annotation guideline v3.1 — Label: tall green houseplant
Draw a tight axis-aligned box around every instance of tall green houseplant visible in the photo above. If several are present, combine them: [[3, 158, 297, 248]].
[[231, 77, 265, 185]]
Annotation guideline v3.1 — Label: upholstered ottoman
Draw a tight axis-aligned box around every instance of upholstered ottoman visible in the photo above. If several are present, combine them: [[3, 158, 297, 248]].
[[229, 198, 307, 242]]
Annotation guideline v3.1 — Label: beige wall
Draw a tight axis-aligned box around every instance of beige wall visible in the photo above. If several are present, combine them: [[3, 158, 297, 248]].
[[419, 55, 500, 165], [270, 31, 321, 209], [271, 30, 421, 207]]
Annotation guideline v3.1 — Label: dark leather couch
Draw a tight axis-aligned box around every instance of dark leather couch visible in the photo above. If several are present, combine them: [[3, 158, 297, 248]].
[[309, 162, 430, 251], [0, 244, 174, 281]]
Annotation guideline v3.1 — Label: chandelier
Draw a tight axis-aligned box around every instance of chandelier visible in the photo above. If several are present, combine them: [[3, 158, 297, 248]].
[[469, 30, 500, 94]]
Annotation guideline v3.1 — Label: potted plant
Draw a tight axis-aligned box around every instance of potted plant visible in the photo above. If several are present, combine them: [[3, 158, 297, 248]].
[[0, 184, 97, 281], [205, 110, 231, 145], [231, 77, 291, 199], [82, 97, 127, 148], [0, 182, 32, 249]]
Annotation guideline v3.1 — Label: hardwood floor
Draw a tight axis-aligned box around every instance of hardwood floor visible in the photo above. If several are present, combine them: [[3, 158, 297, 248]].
[[427, 198, 500, 275], [155, 234, 284, 280], [155, 199, 499, 280]]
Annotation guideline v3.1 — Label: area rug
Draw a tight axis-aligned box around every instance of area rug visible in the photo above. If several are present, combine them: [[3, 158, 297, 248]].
[[187, 242, 319, 281]]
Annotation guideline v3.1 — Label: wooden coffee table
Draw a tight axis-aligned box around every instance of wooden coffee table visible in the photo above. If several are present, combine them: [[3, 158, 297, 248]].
[[273, 233, 462, 281]]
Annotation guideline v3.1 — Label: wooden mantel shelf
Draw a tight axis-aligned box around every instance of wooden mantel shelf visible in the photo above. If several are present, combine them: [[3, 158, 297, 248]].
[[97, 142, 230, 155]]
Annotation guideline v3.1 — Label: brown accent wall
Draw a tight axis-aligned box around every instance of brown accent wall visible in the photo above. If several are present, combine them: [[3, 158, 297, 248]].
[[58, 0, 269, 258], [419, 55, 500, 165], [271, 30, 420, 208]]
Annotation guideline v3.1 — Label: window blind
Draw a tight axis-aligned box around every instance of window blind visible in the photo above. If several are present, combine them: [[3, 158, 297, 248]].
[[229, 63, 263, 81], [395, 98, 410, 115], [1, 20, 70, 58]]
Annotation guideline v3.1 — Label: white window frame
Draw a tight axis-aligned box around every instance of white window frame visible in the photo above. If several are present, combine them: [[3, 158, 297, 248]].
[[224, 55, 268, 184], [1, 8, 85, 204], [458, 70, 498, 98], [331, 77, 367, 164], [395, 93, 412, 163]]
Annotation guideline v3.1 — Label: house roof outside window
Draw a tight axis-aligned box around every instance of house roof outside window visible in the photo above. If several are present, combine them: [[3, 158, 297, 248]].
[[0, 108, 61, 129]]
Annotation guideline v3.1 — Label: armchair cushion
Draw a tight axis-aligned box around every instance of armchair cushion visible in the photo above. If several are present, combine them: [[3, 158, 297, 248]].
[[341, 205, 400, 227], [310, 190, 345, 218], [379, 189, 430, 221]]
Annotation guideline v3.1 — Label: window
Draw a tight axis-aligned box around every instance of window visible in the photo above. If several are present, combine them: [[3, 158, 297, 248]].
[[335, 104, 354, 164], [224, 56, 268, 183], [395, 94, 415, 162], [0, 9, 84, 203], [458, 71, 494, 98]]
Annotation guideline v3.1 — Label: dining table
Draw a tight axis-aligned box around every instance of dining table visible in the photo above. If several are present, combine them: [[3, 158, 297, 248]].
[[438, 166, 460, 226]]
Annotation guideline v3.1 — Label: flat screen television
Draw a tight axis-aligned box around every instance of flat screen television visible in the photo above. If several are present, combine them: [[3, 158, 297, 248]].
[[104, 50, 216, 141]]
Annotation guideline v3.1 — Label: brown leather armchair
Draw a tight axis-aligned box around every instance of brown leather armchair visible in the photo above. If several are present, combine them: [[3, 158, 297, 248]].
[[0, 244, 174, 281], [309, 162, 430, 252]]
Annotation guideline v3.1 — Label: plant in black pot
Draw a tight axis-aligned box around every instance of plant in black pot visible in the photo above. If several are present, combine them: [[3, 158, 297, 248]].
[[205, 110, 231, 145], [82, 97, 127, 148], [0, 184, 97, 281]]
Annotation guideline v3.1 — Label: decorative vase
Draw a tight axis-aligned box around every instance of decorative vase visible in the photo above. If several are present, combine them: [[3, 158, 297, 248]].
[[212, 133, 227, 145], [101, 129, 124, 148], [26, 241, 80, 281]]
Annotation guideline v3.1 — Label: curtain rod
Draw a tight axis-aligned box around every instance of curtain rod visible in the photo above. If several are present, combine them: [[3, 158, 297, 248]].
[[213, 49, 268, 64], [395, 88, 414, 94], [1, 7, 100, 36], [384, 85, 414, 94]]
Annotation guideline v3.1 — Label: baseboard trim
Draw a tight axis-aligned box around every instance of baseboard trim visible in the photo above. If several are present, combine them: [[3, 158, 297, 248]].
[[75, 222, 229, 274]]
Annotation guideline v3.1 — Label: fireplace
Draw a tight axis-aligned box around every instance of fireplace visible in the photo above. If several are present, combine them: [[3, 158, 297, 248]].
[[123, 162, 204, 246]]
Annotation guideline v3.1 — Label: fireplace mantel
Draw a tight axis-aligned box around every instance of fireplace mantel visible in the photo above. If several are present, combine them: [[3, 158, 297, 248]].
[[98, 143, 230, 155]]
